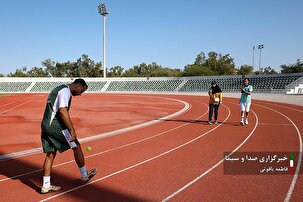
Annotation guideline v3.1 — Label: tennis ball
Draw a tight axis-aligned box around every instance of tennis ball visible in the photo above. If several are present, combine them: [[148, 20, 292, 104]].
[[86, 146, 92, 151]]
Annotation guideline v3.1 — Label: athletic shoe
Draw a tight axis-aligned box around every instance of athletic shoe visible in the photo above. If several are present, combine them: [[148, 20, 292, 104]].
[[41, 185, 61, 194], [214, 121, 218, 124], [81, 168, 97, 182], [245, 119, 249, 125], [240, 120, 244, 126], [208, 121, 212, 124]]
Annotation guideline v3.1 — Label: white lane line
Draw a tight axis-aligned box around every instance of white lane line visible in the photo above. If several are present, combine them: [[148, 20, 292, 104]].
[[0, 99, 23, 108], [163, 102, 302, 202], [0, 101, 207, 183], [258, 123, 293, 126], [0, 99, 33, 115], [0, 97, 190, 161], [39, 105, 231, 201], [162, 108, 258, 202], [256, 102, 303, 113], [252, 104, 302, 202]]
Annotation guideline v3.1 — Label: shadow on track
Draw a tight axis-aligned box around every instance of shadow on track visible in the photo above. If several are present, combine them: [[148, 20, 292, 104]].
[[0, 150, 145, 201]]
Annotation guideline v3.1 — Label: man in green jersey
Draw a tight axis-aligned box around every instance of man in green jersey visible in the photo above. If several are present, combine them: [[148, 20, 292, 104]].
[[40, 78, 97, 194]]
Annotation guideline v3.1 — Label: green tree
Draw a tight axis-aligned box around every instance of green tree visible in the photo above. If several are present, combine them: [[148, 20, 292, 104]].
[[281, 59, 303, 73], [108, 66, 124, 77], [42, 59, 57, 77], [194, 52, 206, 65], [217, 54, 236, 75], [150, 67, 181, 77], [122, 69, 140, 77], [237, 65, 254, 75], [206, 51, 218, 69], [263, 66, 278, 74], [8, 67, 27, 77], [182, 65, 216, 76], [76, 54, 97, 77], [27, 67, 48, 77], [41, 54, 102, 77], [203, 51, 236, 75], [127, 63, 150, 77]]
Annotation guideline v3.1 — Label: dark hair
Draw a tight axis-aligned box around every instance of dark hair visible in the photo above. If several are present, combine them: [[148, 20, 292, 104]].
[[211, 81, 217, 85], [243, 78, 249, 81], [210, 83, 222, 93], [73, 78, 88, 89]]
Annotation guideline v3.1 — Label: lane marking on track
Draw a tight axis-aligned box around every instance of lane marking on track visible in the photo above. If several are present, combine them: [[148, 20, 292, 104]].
[[252, 104, 302, 202], [255, 102, 303, 113], [163, 102, 302, 202], [0, 99, 23, 108], [162, 105, 258, 202], [0, 99, 33, 115], [258, 123, 293, 126], [39, 104, 231, 202], [0, 96, 190, 161], [0, 100, 208, 183]]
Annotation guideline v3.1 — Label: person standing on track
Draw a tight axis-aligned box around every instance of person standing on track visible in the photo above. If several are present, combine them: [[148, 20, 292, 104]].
[[240, 78, 253, 125], [208, 81, 223, 124], [40, 78, 97, 194]]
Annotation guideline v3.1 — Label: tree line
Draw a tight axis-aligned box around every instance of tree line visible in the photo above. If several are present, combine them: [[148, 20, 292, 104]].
[[1, 52, 302, 77]]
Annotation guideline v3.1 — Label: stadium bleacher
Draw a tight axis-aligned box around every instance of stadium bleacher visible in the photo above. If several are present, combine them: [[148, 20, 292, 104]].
[[0, 73, 303, 94], [0, 82, 31, 92], [107, 80, 183, 92]]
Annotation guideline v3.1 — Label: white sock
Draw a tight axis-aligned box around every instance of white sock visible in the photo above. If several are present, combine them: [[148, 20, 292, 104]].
[[43, 176, 51, 189], [241, 117, 244, 122], [80, 166, 87, 178]]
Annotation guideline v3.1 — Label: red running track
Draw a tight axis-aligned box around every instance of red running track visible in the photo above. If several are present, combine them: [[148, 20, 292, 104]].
[[0, 93, 302, 202]]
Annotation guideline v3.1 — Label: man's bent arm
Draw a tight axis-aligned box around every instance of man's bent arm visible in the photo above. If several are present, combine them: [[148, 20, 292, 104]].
[[59, 107, 77, 142]]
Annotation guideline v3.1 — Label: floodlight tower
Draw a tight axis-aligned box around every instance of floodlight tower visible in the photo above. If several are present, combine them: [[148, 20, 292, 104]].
[[98, 2, 109, 78], [258, 44, 264, 73], [252, 46, 255, 71]]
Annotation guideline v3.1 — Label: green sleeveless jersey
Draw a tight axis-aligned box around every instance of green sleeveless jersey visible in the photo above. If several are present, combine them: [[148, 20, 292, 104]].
[[41, 84, 72, 134]]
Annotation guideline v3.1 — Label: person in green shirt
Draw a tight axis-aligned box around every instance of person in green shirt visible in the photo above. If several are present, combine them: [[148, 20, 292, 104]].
[[240, 78, 253, 125], [40, 78, 97, 194]]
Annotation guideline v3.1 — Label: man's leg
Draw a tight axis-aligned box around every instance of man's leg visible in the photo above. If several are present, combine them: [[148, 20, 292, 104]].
[[245, 103, 251, 124], [72, 145, 97, 182], [208, 104, 214, 124], [43, 152, 57, 176], [240, 103, 245, 125], [214, 105, 219, 123], [41, 152, 61, 193]]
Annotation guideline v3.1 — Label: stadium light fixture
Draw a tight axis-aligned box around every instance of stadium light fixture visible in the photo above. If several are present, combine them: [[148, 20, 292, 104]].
[[258, 44, 264, 73], [98, 2, 109, 78]]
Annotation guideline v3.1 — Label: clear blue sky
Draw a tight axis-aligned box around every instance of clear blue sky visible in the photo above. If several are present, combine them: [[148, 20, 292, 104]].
[[0, 0, 302, 75]]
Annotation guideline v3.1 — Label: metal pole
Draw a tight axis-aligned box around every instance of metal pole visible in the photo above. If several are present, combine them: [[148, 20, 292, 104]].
[[258, 44, 264, 73], [252, 46, 255, 71], [259, 47, 261, 73], [98, 2, 109, 78], [103, 15, 106, 78]]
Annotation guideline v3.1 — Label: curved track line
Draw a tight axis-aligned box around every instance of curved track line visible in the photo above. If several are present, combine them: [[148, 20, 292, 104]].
[[162, 104, 259, 201], [259, 102, 303, 113], [39, 104, 231, 201], [253, 103, 302, 202], [0, 96, 190, 161], [0, 101, 208, 183], [0, 99, 33, 115], [0, 99, 23, 108]]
